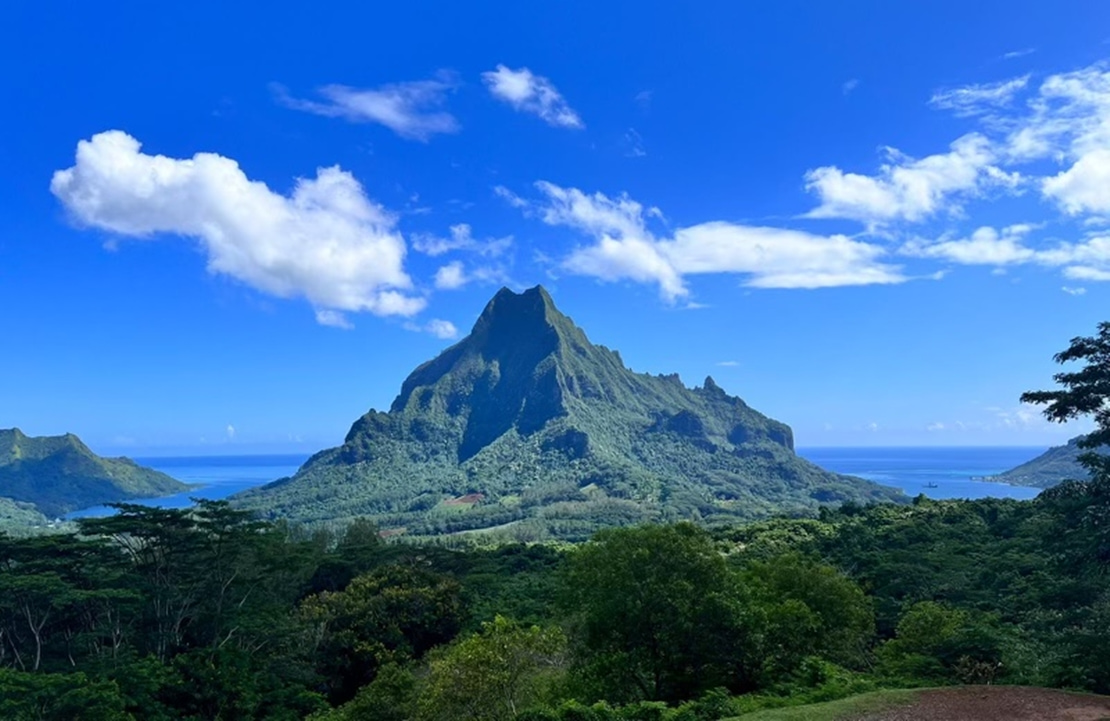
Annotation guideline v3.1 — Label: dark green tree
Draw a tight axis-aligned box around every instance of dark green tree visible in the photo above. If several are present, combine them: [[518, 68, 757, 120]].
[[561, 523, 755, 704], [1022, 321, 1110, 568]]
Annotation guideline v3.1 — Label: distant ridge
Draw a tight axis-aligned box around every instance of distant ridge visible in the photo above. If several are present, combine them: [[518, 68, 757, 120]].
[[991, 436, 1097, 488], [0, 428, 188, 518], [237, 286, 903, 540]]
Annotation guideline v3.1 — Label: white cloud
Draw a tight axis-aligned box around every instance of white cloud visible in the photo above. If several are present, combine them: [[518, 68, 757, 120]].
[[926, 422, 946, 431], [509, 181, 905, 300], [426, 319, 458, 339], [902, 226, 1036, 265], [1003, 48, 1036, 60], [434, 261, 467, 290], [226, 424, 236, 440], [405, 319, 459, 339], [1064, 265, 1110, 281], [929, 75, 1030, 117], [902, 225, 1110, 280], [624, 128, 647, 157], [842, 79, 860, 95], [482, 65, 583, 129], [804, 134, 1018, 226], [51, 131, 425, 322], [273, 76, 459, 141], [411, 223, 512, 257], [1043, 147, 1110, 214], [716, 360, 740, 367], [1062, 286, 1087, 295], [315, 309, 354, 329]]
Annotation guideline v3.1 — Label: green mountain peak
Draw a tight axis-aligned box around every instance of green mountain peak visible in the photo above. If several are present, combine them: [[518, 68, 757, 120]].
[[238, 286, 902, 540]]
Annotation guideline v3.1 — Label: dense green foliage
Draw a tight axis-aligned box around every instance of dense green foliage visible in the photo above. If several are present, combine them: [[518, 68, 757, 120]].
[[3, 491, 1110, 720], [0, 428, 188, 520], [237, 287, 901, 541]]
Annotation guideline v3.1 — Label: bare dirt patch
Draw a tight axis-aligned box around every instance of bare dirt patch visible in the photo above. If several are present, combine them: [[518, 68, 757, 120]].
[[853, 687, 1110, 721]]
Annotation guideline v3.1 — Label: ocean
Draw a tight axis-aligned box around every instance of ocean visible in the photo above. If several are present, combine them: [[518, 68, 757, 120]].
[[798, 446, 1045, 501], [65, 446, 1047, 519]]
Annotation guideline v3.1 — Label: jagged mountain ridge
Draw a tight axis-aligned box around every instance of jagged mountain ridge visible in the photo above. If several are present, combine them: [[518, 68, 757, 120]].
[[0, 428, 188, 518], [237, 286, 903, 540]]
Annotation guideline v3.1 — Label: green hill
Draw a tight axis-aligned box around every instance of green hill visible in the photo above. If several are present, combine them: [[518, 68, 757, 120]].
[[0, 428, 188, 518], [990, 436, 1096, 488], [236, 286, 903, 540]]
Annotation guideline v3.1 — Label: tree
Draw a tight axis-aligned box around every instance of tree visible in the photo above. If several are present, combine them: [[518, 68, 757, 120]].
[[418, 616, 566, 721], [1022, 322, 1110, 568], [561, 523, 755, 704], [302, 564, 463, 704], [741, 553, 875, 673]]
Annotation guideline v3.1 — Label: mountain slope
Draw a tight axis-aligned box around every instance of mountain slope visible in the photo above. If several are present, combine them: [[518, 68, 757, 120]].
[[237, 286, 903, 540], [0, 428, 188, 517], [991, 436, 1097, 488]]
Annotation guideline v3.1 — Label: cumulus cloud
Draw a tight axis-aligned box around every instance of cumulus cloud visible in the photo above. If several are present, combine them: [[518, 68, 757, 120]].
[[51, 131, 425, 323], [804, 134, 1020, 226], [434, 261, 467, 290], [929, 75, 1030, 117], [411, 223, 512, 257], [426, 319, 458, 339], [482, 65, 583, 128], [273, 75, 459, 141], [505, 181, 905, 300]]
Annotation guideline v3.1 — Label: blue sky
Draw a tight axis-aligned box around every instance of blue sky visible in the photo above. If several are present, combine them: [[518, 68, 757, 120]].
[[3, 0, 1108, 454]]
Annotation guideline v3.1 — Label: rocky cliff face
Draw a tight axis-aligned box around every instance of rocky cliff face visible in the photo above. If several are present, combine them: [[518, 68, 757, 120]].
[[237, 286, 903, 540]]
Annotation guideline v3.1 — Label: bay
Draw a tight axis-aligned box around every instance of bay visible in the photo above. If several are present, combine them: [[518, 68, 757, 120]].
[[66, 454, 308, 519], [798, 446, 1046, 501]]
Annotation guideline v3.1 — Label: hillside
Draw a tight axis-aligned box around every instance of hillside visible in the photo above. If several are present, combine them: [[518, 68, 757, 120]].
[[0, 428, 188, 518], [991, 436, 1095, 488], [237, 286, 903, 539]]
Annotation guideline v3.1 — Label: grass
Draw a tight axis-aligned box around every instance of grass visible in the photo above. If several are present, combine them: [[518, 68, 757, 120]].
[[727, 689, 918, 721]]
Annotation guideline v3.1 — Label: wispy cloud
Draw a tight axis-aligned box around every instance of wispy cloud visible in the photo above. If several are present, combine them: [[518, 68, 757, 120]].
[[482, 65, 583, 128], [411, 223, 513, 257], [842, 78, 860, 95], [404, 318, 459, 339], [1002, 48, 1037, 60], [929, 75, 1030, 116], [624, 128, 647, 157], [272, 74, 459, 141]]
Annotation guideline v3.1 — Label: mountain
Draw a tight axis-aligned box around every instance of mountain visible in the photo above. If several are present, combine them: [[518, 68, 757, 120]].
[[0, 428, 188, 518], [236, 286, 903, 540], [991, 436, 1097, 488]]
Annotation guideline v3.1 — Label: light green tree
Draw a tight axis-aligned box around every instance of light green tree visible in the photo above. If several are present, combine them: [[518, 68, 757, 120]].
[[419, 616, 566, 721]]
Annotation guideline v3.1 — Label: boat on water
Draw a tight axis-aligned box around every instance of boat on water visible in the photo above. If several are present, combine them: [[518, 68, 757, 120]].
[[924, 482, 939, 489]]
